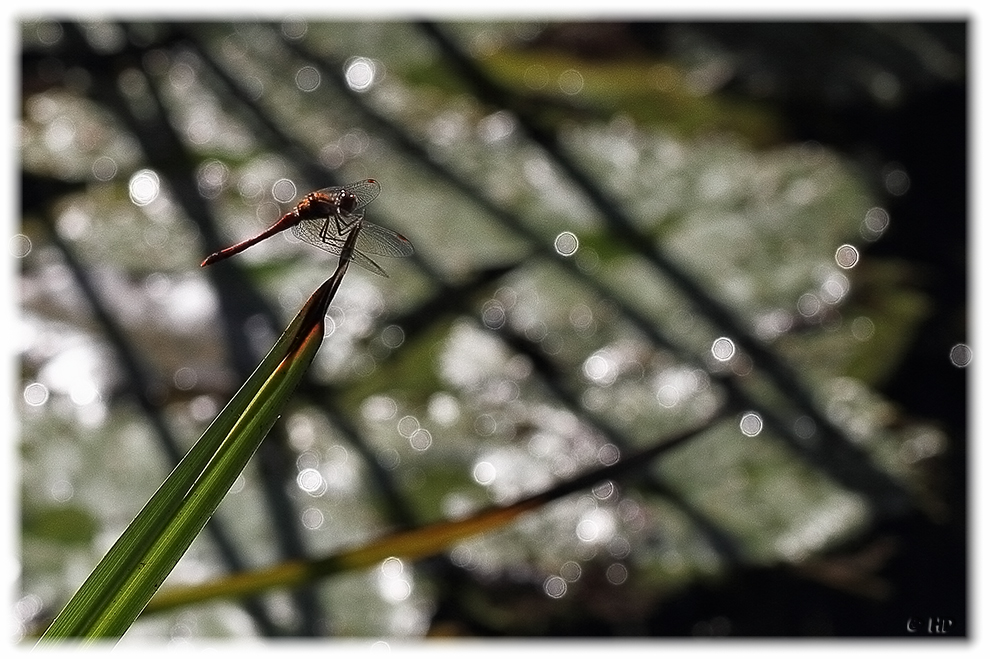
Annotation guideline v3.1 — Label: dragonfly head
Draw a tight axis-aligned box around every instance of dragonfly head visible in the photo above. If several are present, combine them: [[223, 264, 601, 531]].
[[338, 191, 359, 216]]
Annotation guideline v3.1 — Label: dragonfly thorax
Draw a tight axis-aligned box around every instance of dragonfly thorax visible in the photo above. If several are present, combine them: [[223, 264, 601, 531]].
[[296, 191, 355, 222]]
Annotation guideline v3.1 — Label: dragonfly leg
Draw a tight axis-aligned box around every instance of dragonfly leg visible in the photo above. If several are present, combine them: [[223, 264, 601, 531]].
[[334, 215, 349, 237]]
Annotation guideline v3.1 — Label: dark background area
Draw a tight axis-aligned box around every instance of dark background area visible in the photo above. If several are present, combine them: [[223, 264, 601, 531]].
[[611, 21, 969, 637]]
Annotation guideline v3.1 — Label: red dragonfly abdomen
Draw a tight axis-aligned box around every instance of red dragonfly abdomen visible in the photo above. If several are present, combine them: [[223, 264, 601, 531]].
[[200, 211, 299, 266]]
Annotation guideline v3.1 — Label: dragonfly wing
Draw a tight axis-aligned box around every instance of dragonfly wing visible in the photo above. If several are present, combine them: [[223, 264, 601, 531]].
[[295, 209, 411, 259], [348, 248, 390, 277], [291, 217, 343, 254], [290, 218, 390, 277], [314, 179, 381, 213], [290, 210, 366, 252], [354, 221, 415, 258], [346, 179, 382, 211]]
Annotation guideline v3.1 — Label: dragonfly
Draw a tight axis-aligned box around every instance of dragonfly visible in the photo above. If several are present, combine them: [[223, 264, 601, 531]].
[[201, 179, 413, 277]]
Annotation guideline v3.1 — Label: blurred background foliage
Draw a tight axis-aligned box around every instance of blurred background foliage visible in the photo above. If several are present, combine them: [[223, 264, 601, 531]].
[[16, 19, 967, 639]]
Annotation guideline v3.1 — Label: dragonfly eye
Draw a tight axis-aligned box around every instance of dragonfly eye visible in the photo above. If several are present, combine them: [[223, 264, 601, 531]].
[[338, 192, 358, 215]]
